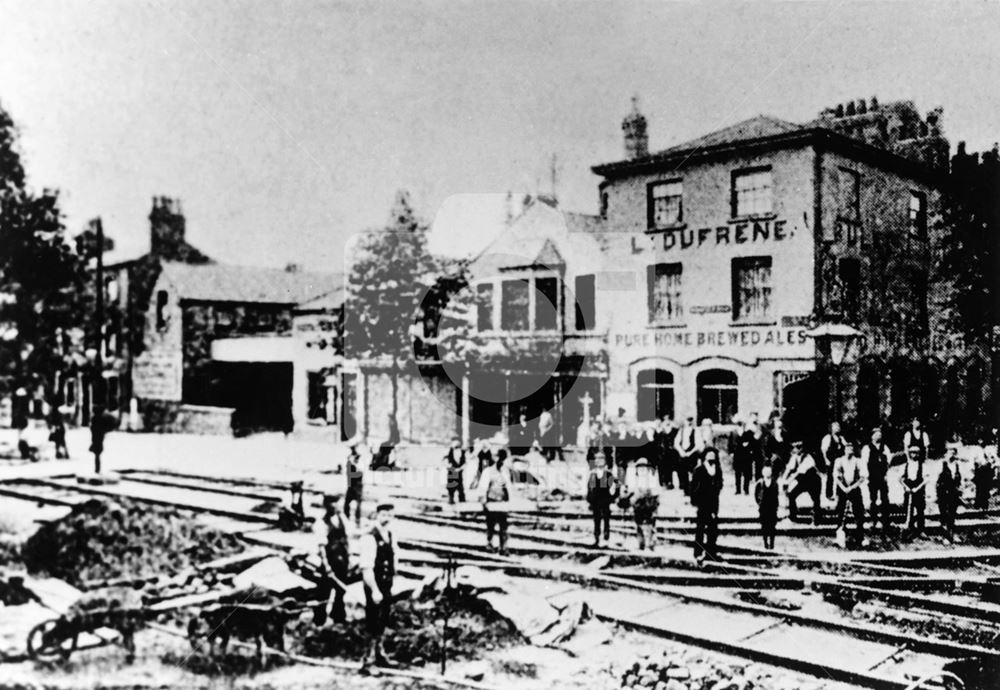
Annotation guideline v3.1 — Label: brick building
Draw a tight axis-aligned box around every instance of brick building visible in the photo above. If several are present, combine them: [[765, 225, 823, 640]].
[[58, 197, 212, 428], [136, 262, 341, 433], [62, 198, 343, 434], [436, 97, 967, 447]]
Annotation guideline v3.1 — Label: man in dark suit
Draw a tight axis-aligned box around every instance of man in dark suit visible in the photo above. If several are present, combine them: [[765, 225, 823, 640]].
[[936, 446, 962, 543]]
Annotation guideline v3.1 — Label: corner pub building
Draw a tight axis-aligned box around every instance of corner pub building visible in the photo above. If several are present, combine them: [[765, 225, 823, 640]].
[[459, 97, 960, 447]]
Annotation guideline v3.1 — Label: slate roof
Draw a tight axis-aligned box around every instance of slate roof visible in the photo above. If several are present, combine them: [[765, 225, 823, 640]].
[[658, 115, 804, 157], [160, 261, 342, 306]]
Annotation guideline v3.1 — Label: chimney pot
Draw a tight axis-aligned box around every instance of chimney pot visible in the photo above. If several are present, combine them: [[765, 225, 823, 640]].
[[149, 196, 186, 259], [622, 95, 649, 160]]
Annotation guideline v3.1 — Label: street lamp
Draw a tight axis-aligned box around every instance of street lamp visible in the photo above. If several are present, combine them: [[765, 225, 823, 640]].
[[804, 323, 861, 424]]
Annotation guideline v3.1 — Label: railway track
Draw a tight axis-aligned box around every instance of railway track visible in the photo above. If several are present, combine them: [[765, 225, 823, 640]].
[[402, 536, 997, 690], [5, 469, 999, 688]]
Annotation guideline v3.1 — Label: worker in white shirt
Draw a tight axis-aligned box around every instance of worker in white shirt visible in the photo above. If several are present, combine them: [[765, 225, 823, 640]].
[[479, 449, 512, 554], [903, 417, 931, 463], [833, 440, 868, 547], [782, 440, 822, 524], [820, 421, 846, 501]]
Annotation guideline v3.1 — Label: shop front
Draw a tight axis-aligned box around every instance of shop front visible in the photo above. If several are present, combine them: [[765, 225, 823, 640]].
[[605, 323, 817, 427]]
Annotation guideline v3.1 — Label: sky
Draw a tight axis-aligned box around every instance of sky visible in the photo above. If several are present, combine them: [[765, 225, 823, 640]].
[[1, 1, 998, 271]]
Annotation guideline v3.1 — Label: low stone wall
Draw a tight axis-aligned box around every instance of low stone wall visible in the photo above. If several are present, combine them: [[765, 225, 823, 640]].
[[137, 399, 234, 435], [174, 405, 235, 435]]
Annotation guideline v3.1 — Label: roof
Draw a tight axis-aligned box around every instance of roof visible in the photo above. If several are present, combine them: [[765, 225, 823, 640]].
[[296, 287, 346, 312], [661, 115, 804, 156], [591, 113, 941, 184], [103, 240, 213, 269], [160, 262, 342, 306]]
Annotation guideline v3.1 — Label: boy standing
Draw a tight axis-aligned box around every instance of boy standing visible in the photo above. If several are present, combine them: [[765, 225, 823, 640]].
[[755, 463, 780, 550], [444, 437, 467, 504], [901, 448, 927, 539]]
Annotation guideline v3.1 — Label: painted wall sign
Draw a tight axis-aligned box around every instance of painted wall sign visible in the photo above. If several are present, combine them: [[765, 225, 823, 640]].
[[663, 219, 791, 250], [689, 304, 731, 315], [614, 327, 809, 349]]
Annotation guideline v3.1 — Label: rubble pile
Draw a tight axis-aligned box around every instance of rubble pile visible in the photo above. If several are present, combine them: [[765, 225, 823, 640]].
[[615, 647, 826, 690], [21, 498, 244, 587], [292, 587, 520, 665]]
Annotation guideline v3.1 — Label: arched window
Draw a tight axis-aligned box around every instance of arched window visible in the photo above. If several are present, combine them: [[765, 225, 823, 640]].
[[637, 369, 674, 422], [697, 369, 738, 425]]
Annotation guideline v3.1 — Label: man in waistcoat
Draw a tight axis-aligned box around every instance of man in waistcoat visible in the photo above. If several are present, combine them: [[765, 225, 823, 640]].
[[861, 427, 893, 535], [936, 445, 962, 544], [821, 421, 846, 501], [315, 493, 351, 626], [674, 416, 702, 495], [656, 416, 679, 489], [360, 503, 397, 671], [903, 417, 931, 464]]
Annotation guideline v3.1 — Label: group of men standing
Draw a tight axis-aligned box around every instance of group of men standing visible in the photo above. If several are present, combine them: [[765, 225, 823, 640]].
[[779, 417, 994, 546]]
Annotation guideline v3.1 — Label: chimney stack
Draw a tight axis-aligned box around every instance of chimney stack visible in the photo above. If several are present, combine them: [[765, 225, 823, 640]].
[[622, 95, 649, 160], [149, 196, 186, 259]]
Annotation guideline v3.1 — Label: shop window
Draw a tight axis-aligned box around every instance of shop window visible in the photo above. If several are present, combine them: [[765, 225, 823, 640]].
[[732, 256, 772, 322], [648, 263, 683, 325], [574, 274, 596, 331], [908, 191, 927, 240], [155, 290, 169, 330], [476, 283, 494, 331], [535, 277, 559, 331], [697, 369, 738, 425], [637, 369, 674, 422], [731, 168, 772, 218], [648, 180, 683, 228], [500, 280, 530, 331]]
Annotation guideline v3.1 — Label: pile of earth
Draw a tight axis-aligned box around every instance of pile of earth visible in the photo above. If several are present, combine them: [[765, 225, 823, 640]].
[[291, 586, 521, 666], [21, 497, 244, 587], [615, 647, 827, 690]]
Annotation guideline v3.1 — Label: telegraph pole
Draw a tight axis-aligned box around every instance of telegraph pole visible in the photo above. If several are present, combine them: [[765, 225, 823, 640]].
[[91, 218, 105, 474]]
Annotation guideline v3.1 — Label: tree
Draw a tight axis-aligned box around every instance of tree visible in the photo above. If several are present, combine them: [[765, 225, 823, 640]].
[[345, 191, 454, 435], [0, 102, 90, 399]]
